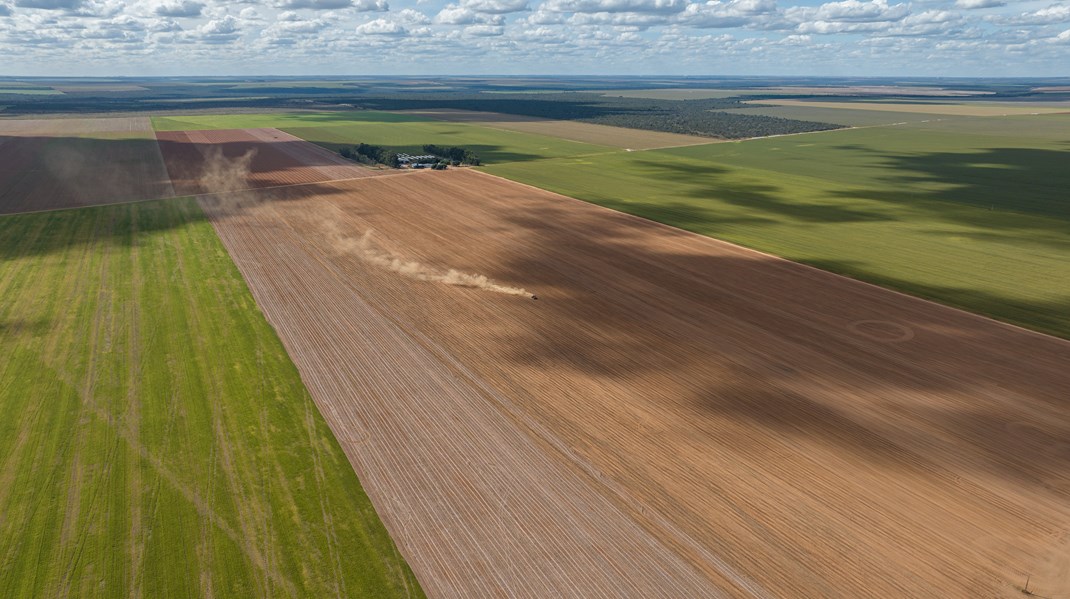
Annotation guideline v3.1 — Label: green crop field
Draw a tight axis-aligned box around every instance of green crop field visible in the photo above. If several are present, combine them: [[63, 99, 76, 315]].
[[0, 199, 423, 598], [153, 110, 614, 164]]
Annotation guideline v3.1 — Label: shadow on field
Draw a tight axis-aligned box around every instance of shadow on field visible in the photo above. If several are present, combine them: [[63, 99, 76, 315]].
[[459, 191, 1070, 496], [830, 143, 1070, 221], [630, 158, 895, 224]]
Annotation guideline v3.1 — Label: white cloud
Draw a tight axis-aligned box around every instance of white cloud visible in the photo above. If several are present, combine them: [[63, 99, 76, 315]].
[[275, 0, 353, 9], [197, 14, 241, 42], [988, 3, 1070, 25], [356, 16, 405, 33], [153, 0, 203, 18], [352, 0, 389, 11], [543, 0, 688, 14], [436, 3, 505, 23], [462, 0, 528, 13], [396, 8, 430, 23], [954, 0, 1003, 9]]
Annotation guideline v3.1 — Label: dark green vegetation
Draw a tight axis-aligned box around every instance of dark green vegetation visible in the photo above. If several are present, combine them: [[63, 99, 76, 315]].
[[340, 142, 401, 167], [421, 144, 481, 165], [0, 199, 424, 598]]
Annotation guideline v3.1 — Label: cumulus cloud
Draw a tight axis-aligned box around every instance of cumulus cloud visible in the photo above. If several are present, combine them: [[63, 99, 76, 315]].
[[954, 0, 1003, 9], [436, 3, 505, 23], [461, 0, 528, 13], [988, 3, 1070, 25], [353, 0, 389, 10], [396, 7, 430, 23], [198, 14, 241, 42], [356, 16, 405, 33], [154, 0, 203, 18], [543, 0, 688, 14], [275, 0, 352, 9], [678, 0, 778, 29]]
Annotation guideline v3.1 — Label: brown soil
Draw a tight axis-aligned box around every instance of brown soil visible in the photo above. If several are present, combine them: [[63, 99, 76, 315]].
[[156, 128, 381, 196], [201, 169, 1070, 598], [0, 118, 174, 214]]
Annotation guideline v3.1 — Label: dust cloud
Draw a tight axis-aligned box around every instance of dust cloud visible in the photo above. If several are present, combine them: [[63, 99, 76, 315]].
[[328, 225, 532, 297], [199, 146, 257, 194]]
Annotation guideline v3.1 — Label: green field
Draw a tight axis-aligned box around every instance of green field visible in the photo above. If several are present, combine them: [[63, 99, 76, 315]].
[[152, 111, 614, 164], [0, 199, 423, 598]]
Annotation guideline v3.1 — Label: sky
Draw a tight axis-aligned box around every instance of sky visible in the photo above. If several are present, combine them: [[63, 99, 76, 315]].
[[0, 0, 1067, 76]]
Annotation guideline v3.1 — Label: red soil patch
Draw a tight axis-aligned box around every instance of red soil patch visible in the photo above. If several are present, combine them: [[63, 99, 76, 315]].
[[156, 128, 381, 196]]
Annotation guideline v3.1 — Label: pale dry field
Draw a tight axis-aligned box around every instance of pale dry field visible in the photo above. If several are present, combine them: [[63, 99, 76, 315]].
[[200, 168, 1070, 598], [400, 109, 716, 149], [0, 117, 174, 214], [746, 99, 1070, 116], [0, 116, 155, 136]]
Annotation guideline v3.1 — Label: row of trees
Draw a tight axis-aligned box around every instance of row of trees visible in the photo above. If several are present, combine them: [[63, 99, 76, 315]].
[[422, 144, 481, 166], [339, 143, 401, 168], [338, 143, 482, 168]]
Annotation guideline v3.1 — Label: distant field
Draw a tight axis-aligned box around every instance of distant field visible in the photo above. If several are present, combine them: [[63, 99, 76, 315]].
[[483, 122, 1070, 338], [597, 88, 755, 99], [0, 199, 423, 598], [400, 108, 715, 149], [0, 88, 62, 96], [722, 104, 932, 127], [747, 99, 1070, 116], [153, 111, 614, 163], [151, 111, 430, 131]]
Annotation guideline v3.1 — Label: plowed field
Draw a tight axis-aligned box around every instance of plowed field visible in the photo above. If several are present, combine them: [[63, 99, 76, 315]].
[[200, 169, 1070, 598], [0, 117, 174, 214], [156, 128, 381, 195]]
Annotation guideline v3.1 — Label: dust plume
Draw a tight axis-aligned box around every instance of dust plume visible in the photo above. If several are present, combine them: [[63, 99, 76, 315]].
[[199, 146, 256, 194], [328, 225, 532, 297]]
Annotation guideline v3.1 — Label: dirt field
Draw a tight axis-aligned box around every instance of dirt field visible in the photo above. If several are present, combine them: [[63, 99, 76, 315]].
[[198, 168, 1070, 598], [156, 127, 381, 195], [400, 109, 716, 149], [746, 99, 1069, 116], [0, 117, 174, 214]]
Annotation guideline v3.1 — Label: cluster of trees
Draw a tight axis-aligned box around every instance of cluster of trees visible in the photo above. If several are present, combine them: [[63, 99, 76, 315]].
[[339, 143, 401, 168], [421, 144, 481, 166]]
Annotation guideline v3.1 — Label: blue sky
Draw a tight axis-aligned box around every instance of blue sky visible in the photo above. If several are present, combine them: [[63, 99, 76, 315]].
[[0, 0, 1067, 76]]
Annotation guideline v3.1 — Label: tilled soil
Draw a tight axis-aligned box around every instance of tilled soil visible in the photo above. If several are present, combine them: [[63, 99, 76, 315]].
[[200, 168, 1070, 599], [156, 128, 382, 195], [0, 118, 175, 214]]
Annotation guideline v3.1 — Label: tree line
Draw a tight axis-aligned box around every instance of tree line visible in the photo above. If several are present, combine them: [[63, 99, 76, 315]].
[[338, 142, 481, 168]]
